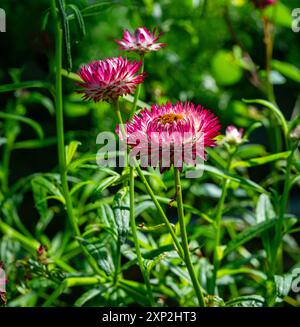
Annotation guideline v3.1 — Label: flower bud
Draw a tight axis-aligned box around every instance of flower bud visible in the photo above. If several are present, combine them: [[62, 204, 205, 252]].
[[290, 125, 300, 141], [252, 0, 277, 9], [224, 125, 244, 145]]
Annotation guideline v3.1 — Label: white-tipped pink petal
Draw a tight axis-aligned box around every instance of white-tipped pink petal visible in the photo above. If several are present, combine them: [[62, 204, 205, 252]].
[[116, 27, 167, 54], [76, 57, 145, 102], [117, 102, 221, 171]]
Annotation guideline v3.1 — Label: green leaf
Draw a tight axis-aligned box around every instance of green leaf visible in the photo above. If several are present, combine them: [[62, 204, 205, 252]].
[[66, 141, 81, 166], [272, 60, 300, 83], [275, 274, 293, 299], [211, 50, 243, 86], [57, 0, 72, 71], [99, 204, 117, 232], [204, 165, 268, 194], [138, 223, 173, 233], [31, 176, 64, 200], [236, 144, 267, 160], [256, 194, 276, 223], [61, 69, 82, 82], [67, 4, 86, 39], [113, 187, 130, 244], [0, 81, 52, 93], [118, 279, 148, 305], [77, 236, 115, 276], [225, 295, 265, 307], [264, 2, 292, 28], [31, 178, 48, 219], [95, 175, 120, 194], [232, 151, 291, 168], [144, 253, 167, 275], [80, 1, 118, 17], [29, 92, 55, 115], [243, 99, 288, 141], [223, 219, 278, 256], [70, 181, 94, 196], [218, 268, 267, 281], [0, 112, 44, 139], [74, 288, 103, 307]]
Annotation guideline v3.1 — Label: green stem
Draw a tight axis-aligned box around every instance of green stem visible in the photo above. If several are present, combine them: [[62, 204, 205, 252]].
[[2, 142, 11, 193], [135, 165, 184, 259], [271, 148, 295, 275], [130, 56, 144, 120], [262, 16, 281, 153], [211, 151, 234, 293], [129, 167, 155, 306], [263, 17, 276, 105], [114, 239, 121, 285], [113, 99, 127, 284], [174, 168, 206, 307], [51, 0, 102, 277]]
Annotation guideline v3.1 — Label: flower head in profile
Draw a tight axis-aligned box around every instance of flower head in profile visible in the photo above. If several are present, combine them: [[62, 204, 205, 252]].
[[118, 102, 221, 171], [223, 125, 244, 145], [252, 0, 277, 9], [77, 57, 145, 102], [116, 27, 166, 54]]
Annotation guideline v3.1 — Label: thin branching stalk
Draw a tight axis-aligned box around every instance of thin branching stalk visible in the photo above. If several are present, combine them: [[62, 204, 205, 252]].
[[130, 54, 144, 120], [135, 165, 184, 259], [174, 168, 206, 307], [211, 150, 235, 293], [262, 16, 282, 154], [51, 0, 102, 277], [272, 145, 296, 275], [112, 99, 126, 285], [114, 99, 154, 302], [129, 166, 155, 306]]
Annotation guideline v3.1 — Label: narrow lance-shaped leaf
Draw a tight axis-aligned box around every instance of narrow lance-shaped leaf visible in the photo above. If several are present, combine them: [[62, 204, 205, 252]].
[[223, 219, 278, 257], [66, 140, 81, 166], [77, 236, 114, 276], [113, 187, 130, 244], [0, 112, 44, 139], [232, 151, 292, 168], [225, 295, 265, 307], [67, 4, 86, 39], [57, 0, 72, 71]]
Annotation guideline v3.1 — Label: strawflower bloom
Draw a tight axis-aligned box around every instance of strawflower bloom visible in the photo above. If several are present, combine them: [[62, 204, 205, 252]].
[[118, 102, 221, 171], [252, 0, 277, 9], [223, 125, 244, 145], [76, 57, 145, 102], [116, 27, 166, 54]]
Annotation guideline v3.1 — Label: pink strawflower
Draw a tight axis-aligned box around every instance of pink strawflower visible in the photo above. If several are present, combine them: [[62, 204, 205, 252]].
[[116, 27, 167, 54], [118, 102, 221, 171], [252, 0, 277, 9], [224, 125, 244, 145], [77, 57, 145, 102]]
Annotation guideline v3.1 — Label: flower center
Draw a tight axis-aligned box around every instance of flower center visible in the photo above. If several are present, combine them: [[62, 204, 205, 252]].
[[159, 113, 184, 125]]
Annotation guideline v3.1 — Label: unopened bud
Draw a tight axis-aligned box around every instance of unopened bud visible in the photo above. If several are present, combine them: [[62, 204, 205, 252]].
[[223, 125, 244, 145], [290, 125, 300, 141]]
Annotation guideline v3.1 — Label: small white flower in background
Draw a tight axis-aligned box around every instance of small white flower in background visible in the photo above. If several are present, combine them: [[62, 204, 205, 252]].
[[224, 125, 244, 145], [290, 125, 300, 141]]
